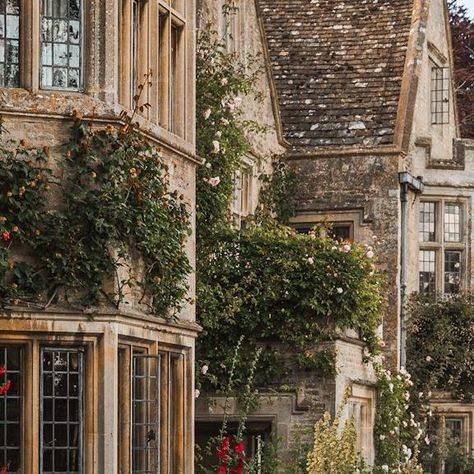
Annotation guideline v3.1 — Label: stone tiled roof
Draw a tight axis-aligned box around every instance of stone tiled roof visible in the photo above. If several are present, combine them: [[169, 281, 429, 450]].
[[257, 0, 415, 152]]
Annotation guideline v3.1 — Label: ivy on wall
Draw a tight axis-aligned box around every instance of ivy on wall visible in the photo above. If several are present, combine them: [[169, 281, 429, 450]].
[[196, 19, 264, 237], [195, 5, 383, 393], [0, 110, 191, 316], [406, 294, 474, 402], [197, 222, 381, 392]]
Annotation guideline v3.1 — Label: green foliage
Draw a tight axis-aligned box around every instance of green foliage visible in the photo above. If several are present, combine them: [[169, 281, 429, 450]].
[[0, 141, 52, 302], [373, 364, 425, 473], [197, 222, 381, 392], [258, 159, 297, 224], [0, 114, 191, 316], [306, 388, 361, 474], [406, 294, 474, 402], [196, 18, 264, 237], [406, 294, 474, 471]]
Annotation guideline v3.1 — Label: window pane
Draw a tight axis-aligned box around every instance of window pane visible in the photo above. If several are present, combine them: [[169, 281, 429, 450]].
[[419, 250, 436, 295], [0, 346, 21, 473], [0, 0, 19, 87], [444, 203, 462, 242], [444, 251, 462, 295], [446, 418, 464, 446], [41, 348, 83, 474], [330, 224, 352, 242], [132, 355, 160, 474], [170, 23, 182, 134], [419, 202, 437, 242], [41, 0, 82, 90], [431, 66, 450, 124]]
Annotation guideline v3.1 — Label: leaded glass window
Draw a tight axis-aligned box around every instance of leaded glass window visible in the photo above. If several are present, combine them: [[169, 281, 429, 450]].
[[132, 354, 160, 474], [0, 346, 21, 473], [444, 251, 462, 295], [431, 65, 450, 125], [419, 202, 436, 242], [0, 0, 20, 87], [40, 348, 83, 474], [444, 203, 462, 242], [41, 0, 82, 90], [419, 250, 436, 296]]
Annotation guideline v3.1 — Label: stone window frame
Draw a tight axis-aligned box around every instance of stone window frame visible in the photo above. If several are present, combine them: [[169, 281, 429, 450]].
[[430, 407, 473, 473], [430, 56, 450, 126], [290, 210, 367, 242], [0, 0, 88, 91], [0, 336, 97, 474], [348, 384, 376, 466], [118, 341, 188, 474], [119, 0, 187, 137], [231, 157, 255, 228], [418, 198, 467, 297]]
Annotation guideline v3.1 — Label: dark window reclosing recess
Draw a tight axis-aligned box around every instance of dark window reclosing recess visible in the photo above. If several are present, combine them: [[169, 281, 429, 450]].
[[40, 348, 83, 474], [0, 346, 21, 473], [0, 0, 20, 87], [132, 354, 160, 474]]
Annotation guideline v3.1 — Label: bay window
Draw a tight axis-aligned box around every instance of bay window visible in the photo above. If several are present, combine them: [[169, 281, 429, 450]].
[[40, 348, 83, 474], [119, 0, 186, 136], [0, 0, 84, 91], [119, 345, 187, 473], [418, 200, 466, 296]]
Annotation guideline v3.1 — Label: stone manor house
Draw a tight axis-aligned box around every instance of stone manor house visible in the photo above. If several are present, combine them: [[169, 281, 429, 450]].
[[0, 0, 472, 472], [196, 0, 474, 471]]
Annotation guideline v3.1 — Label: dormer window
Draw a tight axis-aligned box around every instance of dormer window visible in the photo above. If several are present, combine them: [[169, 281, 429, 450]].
[[431, 64, 450, 125], [119, 0, 186, 137]]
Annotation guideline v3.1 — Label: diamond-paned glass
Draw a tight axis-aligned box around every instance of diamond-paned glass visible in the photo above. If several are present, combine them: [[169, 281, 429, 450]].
[[444, 203, 462, 242], [0, 0, 20, 87], [0, 346, 21, 473], [419, 250, 436, 296], [41, 348, 83, 474], [132, 355, 160, 474], [41, 0, 82, 90], [419, 202, 437, 242], [444, 251, 462, 295]]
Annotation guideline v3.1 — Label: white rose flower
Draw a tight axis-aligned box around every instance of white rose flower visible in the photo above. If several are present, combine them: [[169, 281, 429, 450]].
[[207, 177, 221, 187], [212, 140, 220, 153], [307, 257, 315, 265], [195, 389, 200, 399], [337, 287, 343, 294], [203, 108, 211, 119], [201, 365, 209, 375], [220, 77, 228, 86]]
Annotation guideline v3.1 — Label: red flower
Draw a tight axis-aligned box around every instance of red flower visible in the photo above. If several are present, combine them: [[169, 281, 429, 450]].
[[217, 436, 230, 461], [0, 366, 6, 376], [1, 231, 10, 242], [232, 459, 244, 474], [216, 465, 227, 474], [0, 464, 8, 474], [233, 441, 245, 455], [0, 380, 11, 396]]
